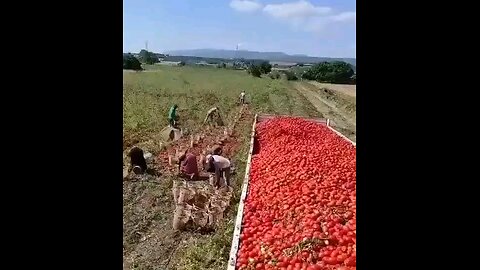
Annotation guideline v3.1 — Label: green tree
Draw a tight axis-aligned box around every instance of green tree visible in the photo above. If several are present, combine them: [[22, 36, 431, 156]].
[[138, 49, 159, 65], [302, 61, 354, 84], [123, 53, 142, 70], [248, 65, 262, 77], [259, 61, 272, 74], [269, 72, 281, 79], [283, 70, 298, 81]]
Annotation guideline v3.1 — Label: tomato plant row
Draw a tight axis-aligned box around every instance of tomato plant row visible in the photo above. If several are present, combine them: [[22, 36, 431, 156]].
[[236, 117, 356, 270]]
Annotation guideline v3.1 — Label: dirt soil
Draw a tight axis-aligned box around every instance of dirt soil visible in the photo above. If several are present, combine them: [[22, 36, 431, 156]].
[[293, 82, 356, 142], [307, 81, 356, 98], [123, 105, 253, 270]]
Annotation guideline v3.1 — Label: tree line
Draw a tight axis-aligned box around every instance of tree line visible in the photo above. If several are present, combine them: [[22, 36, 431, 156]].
[[247, 60, 355, 84], [302, 61, 355, 84], [123, 49, 160, 70], [124, 49, 356, 85]]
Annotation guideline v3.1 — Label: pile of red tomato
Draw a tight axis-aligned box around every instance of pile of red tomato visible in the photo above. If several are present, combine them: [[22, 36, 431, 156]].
[[236, 117, 356, 270]]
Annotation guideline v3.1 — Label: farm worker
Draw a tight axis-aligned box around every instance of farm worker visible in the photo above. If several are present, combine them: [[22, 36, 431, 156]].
[[210, 145, 223, 155], [203, 107, 224, 126], [200, 145, 222, 171], [239, 91, 246, 104], [127, 146, 147, 175], [168, 104, 178, 127], [205, 154, 231, 187], [177, 149, 199, 180]]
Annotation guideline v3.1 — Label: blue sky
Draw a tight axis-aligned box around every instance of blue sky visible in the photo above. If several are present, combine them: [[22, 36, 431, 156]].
[[123, 0, 356, 58]]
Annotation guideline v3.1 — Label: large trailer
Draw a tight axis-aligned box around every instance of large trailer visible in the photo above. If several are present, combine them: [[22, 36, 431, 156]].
[[227, 114, 356, 270]]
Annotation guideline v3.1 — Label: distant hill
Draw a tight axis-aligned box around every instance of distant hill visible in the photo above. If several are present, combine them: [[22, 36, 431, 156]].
[[166, 49, 356, 66]]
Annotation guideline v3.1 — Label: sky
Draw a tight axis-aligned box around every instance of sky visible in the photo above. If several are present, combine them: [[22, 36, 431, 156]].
[[123, 0, 356, 58]]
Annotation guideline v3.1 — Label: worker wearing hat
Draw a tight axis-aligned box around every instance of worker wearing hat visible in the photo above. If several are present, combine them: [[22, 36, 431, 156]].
[[204, 107, 224, 126]]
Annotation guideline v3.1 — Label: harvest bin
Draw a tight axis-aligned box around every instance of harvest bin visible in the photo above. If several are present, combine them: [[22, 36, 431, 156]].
[[226, 114, 356, 270]]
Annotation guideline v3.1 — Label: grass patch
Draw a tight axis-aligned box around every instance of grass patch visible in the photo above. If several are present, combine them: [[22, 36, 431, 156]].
[[123, 66, 321, 145]]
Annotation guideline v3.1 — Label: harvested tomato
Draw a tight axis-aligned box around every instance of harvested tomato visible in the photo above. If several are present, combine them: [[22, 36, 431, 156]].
[[236, 117, 356, 270], [344, 256, 356, 267]]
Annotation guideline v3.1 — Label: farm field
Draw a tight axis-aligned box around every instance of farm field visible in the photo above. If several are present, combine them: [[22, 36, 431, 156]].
[[307, 82, 356, 98], [123, 65, 323, 148], [123, 65, 356, 270], [293, 82, 356, 142]]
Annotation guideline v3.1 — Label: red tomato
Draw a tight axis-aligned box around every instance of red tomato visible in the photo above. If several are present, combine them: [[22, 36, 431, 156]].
[[331, 250, 339, 257], [306, 265, 321, 270], [345, 256, 356, 266], [236, 117, 356, 270], [337, 254, 348, 262], [323, 256, 337, 265]]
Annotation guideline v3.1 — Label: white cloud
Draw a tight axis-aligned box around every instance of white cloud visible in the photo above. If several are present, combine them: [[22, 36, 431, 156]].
[[303, 17, 329, 33], [263, 0, 331, 19], [303, 11, 356, 34], [230, 0, 263, 13], [330, 11, 356, 23], [229, 0, 355, 36]]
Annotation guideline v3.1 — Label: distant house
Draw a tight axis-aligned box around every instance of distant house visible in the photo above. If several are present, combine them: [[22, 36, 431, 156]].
[[270, 61, 298, 68], [157, 61, 183, 66], [155, 53, 167, 61], [196, 61, 216, 66]]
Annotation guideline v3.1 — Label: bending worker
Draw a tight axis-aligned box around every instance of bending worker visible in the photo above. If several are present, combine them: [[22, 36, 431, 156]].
[[127, 146, 147, 175], [205, 153, 231, 188], [177, 149, 199, 180], [168, 104, 178, 127], [204, 107, 224, 126]]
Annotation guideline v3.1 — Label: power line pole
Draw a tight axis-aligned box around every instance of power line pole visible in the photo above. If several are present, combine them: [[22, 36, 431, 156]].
[[145, 41, 148, 51], [235, 44, 239, 60]]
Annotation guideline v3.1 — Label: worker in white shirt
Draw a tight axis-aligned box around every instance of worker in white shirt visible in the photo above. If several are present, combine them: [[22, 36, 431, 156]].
[[205, 153, 231, 188], [239, 91, 246, 104]]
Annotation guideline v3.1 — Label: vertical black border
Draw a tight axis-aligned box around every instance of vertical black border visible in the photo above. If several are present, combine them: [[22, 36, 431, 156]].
[[357, 1, 471, 268], [10, 1, 124, 268]]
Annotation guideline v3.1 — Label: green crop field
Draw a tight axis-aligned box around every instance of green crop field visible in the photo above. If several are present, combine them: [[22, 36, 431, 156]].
[[123, 65, 321, 142]]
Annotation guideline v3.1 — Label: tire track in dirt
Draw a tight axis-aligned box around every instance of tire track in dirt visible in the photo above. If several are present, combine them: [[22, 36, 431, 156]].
[[307, 81, 356, 98], [293, 82, 356, 142]]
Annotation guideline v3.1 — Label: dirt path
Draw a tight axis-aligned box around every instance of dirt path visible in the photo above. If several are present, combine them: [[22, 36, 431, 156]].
[[123, 105, 253, 270], [293, 82, 356, 142], [307, 81, 356, 97]]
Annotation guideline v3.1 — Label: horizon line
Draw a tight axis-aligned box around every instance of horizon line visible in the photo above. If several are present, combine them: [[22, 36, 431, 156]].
[[123, 48, 356, 59]]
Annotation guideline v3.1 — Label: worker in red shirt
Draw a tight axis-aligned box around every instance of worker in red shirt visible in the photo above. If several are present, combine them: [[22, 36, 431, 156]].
[[178, 149, 199, 180]]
